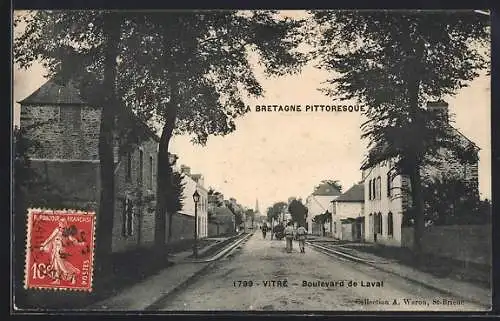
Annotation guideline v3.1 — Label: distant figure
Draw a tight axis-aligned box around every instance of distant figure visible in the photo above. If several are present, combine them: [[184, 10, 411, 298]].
[[262, 223, 268, 239], [296, 224, 307, 253], [284, 222, 295, 253]]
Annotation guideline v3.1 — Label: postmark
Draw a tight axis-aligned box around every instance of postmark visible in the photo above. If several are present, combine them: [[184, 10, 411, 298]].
[[24, 208, 96, 292]]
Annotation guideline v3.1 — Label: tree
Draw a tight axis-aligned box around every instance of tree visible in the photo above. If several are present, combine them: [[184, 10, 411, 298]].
[[312, 211, 331, 237], [267, 201, 288, 223], [288, 199, 308, 226], [165, 163, 186, 243], [311, 10, 488, 261], [105, 11, 305, 246], [245, 209, 256, 228], [15, 10, 306, 262], [421, 174, 489, 226], [14, 11, 144, 279], [124, 11, 306, 248], [226, 199, 244, 227]]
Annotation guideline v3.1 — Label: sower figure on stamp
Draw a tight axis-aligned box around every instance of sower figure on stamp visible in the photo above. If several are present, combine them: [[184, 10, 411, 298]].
[[284, 222, 295, 253], [296, 223, 307, 253], [40, 217, 86, 285]]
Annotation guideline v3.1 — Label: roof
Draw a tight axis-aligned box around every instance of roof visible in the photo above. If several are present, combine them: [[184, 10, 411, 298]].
[[19, 79, 87, 105], [312, 183, 342, 196], [19, 78, 160, 142], [334, 183, 364, 202]]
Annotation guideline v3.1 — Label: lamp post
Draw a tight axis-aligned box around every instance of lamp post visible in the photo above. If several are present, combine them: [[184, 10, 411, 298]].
[[192, 190, 200, 258]]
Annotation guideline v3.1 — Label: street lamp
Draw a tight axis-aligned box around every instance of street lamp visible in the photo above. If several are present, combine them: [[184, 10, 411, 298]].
[[192, 190, 200, 258]]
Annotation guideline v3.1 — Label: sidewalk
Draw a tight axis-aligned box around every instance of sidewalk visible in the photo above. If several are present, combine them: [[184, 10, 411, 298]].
[[87, 233, 249, 310], [325, 243, 492, 308]]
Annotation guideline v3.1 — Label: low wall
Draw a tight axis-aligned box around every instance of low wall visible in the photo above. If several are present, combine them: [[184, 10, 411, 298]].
[[208, 222, 235, 236], [401, 224, 491, 265], [166, 212, 195, 243]]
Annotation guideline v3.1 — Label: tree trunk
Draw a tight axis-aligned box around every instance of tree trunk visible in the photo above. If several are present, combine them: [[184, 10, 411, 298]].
[[404, 38, 426, 265], [410, 164, 425, 263], [94, 13, 121, 282], [154, 96, 178, 248]]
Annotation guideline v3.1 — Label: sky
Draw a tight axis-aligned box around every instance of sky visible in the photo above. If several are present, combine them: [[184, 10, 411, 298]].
[[12, 11, 492, 213]]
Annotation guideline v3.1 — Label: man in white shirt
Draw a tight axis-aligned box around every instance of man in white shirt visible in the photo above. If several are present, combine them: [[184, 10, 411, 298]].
[[284, 222, 295, 253], [296, 224, 307, 253]]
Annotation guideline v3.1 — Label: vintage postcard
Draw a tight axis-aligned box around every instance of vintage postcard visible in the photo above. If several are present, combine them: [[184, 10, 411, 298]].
[[12, 9, 491, 313]]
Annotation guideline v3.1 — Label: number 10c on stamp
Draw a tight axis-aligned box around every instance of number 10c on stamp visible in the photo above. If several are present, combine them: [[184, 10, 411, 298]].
[[24, 209, 96, 292]]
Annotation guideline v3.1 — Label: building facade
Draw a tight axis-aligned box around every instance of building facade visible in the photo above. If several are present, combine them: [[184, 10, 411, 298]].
[[332, 183, 364, 241], [305, 183, 342, 235], [362, 101, 480, 247], [19, 79, 159, 253], [174, 164, 209, 239]]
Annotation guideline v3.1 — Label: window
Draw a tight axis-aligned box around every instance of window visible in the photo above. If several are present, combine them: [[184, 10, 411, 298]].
[[368, 179, 372, 200], [334, 222, 337, 233], [126, 152, 132, 182], [387, 173, 392, 197], [372, 179, 376, 199], [139, 150, 144, 185], [378, 213, 383, 234], [149, 155, 154, 189], [376, 176, 381, 199], [122, 197, 134, 236], [388, 212, 393, 237]]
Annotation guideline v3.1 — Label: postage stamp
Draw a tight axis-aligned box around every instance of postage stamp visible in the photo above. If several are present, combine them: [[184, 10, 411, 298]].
[[24, 209, 96, 292]]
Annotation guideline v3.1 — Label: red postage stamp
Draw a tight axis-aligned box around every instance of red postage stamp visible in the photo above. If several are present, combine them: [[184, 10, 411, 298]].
[[24, 209, 96, 292]]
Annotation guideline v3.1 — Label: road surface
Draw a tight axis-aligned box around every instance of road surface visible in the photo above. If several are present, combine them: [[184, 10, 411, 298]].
[[156, 233, 485, 311]]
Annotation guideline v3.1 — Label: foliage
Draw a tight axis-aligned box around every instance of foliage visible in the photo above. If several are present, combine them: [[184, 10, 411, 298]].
[[245, 208, 255, 220], [312, 211, 331, 225], [166, 169, 185, 214], [119, 11, 307, 245], [267, 201, 287, 222], [311, 10, 489, 254], [312, 211, 331, 236], [225, 199, 244, 226], [288, 199, 308, 225], [421, 174, 489, 226]]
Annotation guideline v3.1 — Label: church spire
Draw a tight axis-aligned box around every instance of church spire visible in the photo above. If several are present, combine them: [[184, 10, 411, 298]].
[[255, 199, 260, 214]]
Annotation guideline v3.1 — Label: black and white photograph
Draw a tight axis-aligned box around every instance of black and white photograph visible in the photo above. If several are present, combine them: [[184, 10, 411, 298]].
[[12, 9, 492, 312]]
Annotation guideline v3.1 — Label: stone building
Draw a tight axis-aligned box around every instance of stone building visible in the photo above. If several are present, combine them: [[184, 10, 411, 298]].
[[19, 78, 159, 253], [361, 101, 480, 247]]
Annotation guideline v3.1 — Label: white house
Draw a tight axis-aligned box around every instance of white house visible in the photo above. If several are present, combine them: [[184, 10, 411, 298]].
[[331, 183, 364, 241], [305, 182, 342, 235], [362, 101, 480, 247], [175, 164, 209, 238]]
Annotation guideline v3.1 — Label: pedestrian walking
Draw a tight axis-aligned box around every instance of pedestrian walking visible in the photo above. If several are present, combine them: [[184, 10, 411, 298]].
[[296, 224, 307, 253], [284, 222, 295, 253], [262, 223, 268, 239]]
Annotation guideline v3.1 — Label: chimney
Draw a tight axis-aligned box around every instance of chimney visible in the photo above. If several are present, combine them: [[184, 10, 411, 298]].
[[427, 100, 449, 123]]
